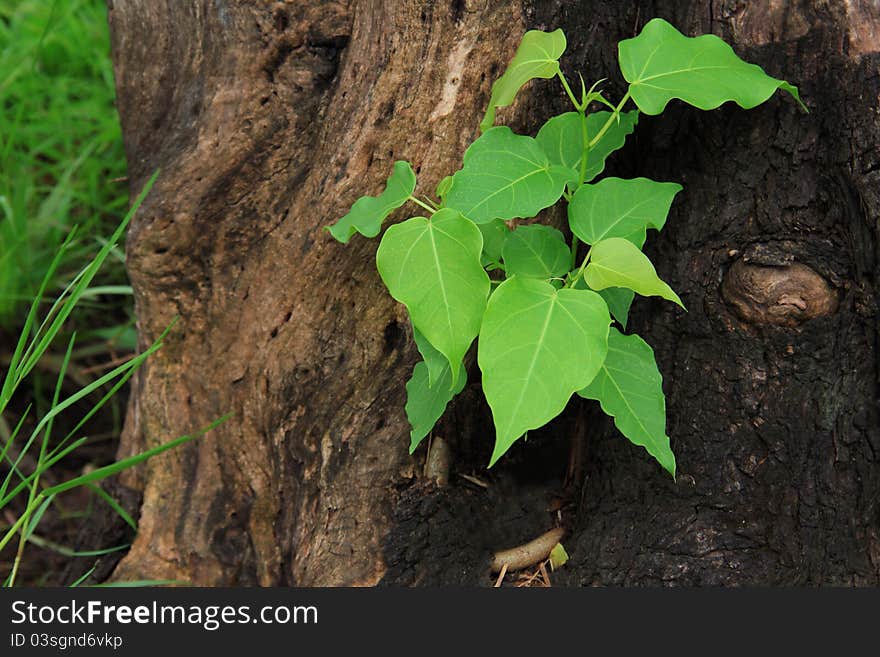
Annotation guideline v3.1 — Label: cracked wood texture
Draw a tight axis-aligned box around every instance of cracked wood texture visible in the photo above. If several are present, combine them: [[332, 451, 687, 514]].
[[107, 0, 879, 585]]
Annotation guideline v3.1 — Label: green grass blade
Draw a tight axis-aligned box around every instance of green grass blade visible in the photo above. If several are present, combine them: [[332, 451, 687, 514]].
[[0, 404, 31, 491], [43, 414, 232, 498], [78, 285, 133, 298], [0, 340, 161, 502], [0, 438, 88, 511], [91, 580, 187, 588], [15, 171, 158, 385], [87, 483, 136, 531], [47, 337, 163, 461], [0, 228, 77, 413], [23, 494, 54, 539], [69, 566, 97, 587], [25, 534, 129, 558]]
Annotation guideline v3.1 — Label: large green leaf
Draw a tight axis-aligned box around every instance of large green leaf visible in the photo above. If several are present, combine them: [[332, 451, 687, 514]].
[[585, 237, 684, 308], [478, 277, 611, 465], [445, 127, 577, 224], [568, 177, 682, 245], [376, 209, 489, 385], [502, 224, 570, 280], [578, 328, 675, 476], [413, 326, 448, 389], [480, 29, 566, 132], [619, 18, 804, 116], [536, 110, 639, 183], [478, 219, 510, 268], [406, 360, 466, 453], [327, 161, 416, 243]]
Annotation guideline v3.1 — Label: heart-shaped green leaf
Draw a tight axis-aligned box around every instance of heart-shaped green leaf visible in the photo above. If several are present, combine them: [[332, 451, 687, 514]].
[[481, 29, 567, 132], [619, 18, 805, 115], [376, 209, 490, 385], [598, 287, 635, 329], [578, 328, 675, 476], [413, 326, 448, 389], [568, 177, 682, 245], [478, 219, 510, 268], [478, 277, 611, 465], [585, 237, 684, 308], [445, 127, 577, 224], [574, 275, 636, 330], [536, 110, 639, 183], [327, 161, 416, 243], [502, 224, 570, 280], [406, 360, 466, 453]]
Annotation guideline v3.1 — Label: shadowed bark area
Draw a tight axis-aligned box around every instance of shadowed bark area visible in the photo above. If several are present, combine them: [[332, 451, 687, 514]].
[[525, 0, 880, 586], [107, 0, 879, 585], [108, 0, 529, 586]]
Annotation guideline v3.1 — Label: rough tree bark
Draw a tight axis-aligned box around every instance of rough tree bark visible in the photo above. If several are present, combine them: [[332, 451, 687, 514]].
[[105, 0, 879, 585]]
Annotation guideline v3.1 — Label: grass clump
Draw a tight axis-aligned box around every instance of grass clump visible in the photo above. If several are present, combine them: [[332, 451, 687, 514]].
[[0, 0, 128, 329]]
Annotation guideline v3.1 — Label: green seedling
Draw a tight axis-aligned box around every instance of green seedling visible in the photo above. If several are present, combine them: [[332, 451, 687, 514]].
[[328, 19, 803, 475]]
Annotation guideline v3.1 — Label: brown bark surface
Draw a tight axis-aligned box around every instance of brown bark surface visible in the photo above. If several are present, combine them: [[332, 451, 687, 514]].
[[106, 0, 879, 585]]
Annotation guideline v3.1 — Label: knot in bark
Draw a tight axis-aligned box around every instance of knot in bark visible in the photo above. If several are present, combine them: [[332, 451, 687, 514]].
[[722, 259, 838, 327]]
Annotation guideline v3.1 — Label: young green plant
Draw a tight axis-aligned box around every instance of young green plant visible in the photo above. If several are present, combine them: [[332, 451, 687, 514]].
[[327, 18, 804, 475]]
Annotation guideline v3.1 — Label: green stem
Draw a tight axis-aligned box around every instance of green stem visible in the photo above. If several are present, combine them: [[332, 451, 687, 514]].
[[587, 89, 631, 149], [0, 493, 43, 556], [577, 109, 590, 185], [568, 105, 591, 269], [8, 350, 63, 587], [408, 196, 436, 215], [566, 246, 593, 289], [9, 484, 37, 586], [556, 70, 581, 111], [485, 260, 505, 273]]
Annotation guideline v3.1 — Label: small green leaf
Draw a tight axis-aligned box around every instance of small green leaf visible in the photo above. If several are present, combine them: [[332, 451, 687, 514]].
[[478, 219, 510, 267], [502, 224, 570, 280], [619, 18, 805, 116], [480, 29, 567, 132], [478, 277, 611, 465], [536, 110, 639, 183], [406, 361, 466, 453], [598, 287, 635, 329], [578, 328, 675, 476], [376, 209, 490, 385], [326, 161, 417, 243], [549, 542, 569, 570], [413, 326, 448, 389], [574, 275, 635, 329], [446, 127, 577, 224], [568, 177, 681, 245], [585, 238, 684, 308], [435, 175, 454, 202]]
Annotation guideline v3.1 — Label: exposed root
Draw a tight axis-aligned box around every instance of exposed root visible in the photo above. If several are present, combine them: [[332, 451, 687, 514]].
[[458, 472, 489, 488], [490, 527, 565, 574], [493, 562, 508, 587], [424, 436, 451, 487]]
